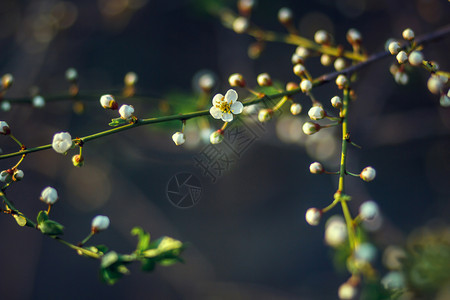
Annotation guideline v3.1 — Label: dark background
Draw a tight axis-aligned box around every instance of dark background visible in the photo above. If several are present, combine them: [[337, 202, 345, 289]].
[[0, 0, 449, 299]]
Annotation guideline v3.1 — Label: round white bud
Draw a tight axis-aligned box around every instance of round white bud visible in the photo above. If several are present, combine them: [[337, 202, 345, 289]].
[[40, 187, 59, 205], [388, 41, 401, 55], [118, 104, 134, 119], [290, 103, 302, 115], [278, 7, 293, 24], [308, 106, 325, 120], [402, 28, 415, 41], [302, 121, 320, 135], [427, 76, 443, 94], [91, 215, 110, 232], [13, 169, 24, 181], [296, 46, 310, 58], [210, 130, 224, 144], [355, 242, 377, 263], [346, 28, 361, 44], [314, 30, 329, 44], [258, 108, 272, 122], [124, 72, 138, 86], [228, 73, 246, 87], [198, 73, 215, 92], [334, 58, 346, 71], [359, 201, 379, 220], [336, 74, 348, 88], [100, 94, 118, 110], [300, 79, 312, 93], [0, 170, 12, 183], [257, 73, 272, 86], [309, 162, 324, 174], [65, 68, 78, 81], [396, 51, 408, 64], [293, 64, 306, 76], [338, 282, 357, 300], [1, 101, 11, 112], [331, 96, 342, 108], [32, 95, 45, 108], [172, 132, 185, 146], [0, 121, 10, 135], [325, 216, 347, 247], [305, 208, 321, 226], [232, 16, 249, 34], [408, 51, 423, 66], [360, 166, 376, 182], [320, 54, 333, 66], [291, 53, 304, 65], [52, 132, 72, 154]]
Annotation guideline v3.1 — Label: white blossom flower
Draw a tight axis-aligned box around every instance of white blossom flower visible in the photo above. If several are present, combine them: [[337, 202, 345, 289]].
[[210, 89, 243, 122], [308, 106, 325, 120], [359, 201, 379, 220], [300, 79, 312, 93], [32, 95, 45, 108], [0, 121, 10, 135], [331, 96, 342, 108], [40, 187, 59, 205], [302, 121, 320, 135], [309, 162, 324, 174], [172, 132, 185, 146], [402, 28, 414, 41], [52, 132, 72, 154], [257, 73, 272, 86], [119, 104, 134, 119], [210, 130, 224, 144], [408, 51, 423, 66], [278, 7, 293, 24], [91, 215, 110, 232], [396, 51, 408, 64], [360, 166, 376, 182], [305, 208, 322, 226], [388, 41, 401, 55], [290, 103, 302, 115]]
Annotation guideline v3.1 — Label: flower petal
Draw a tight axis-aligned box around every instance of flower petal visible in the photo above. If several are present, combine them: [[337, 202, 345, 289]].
[[221, 112, 233, 122], [212, 94, 223, 105], [231, 101, 243, 114], [210, 106, 222, 119], [224, 89, 238, 104]]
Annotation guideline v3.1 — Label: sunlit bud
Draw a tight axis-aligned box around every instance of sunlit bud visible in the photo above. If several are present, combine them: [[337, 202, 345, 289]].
[[210, 130, 224, 144], [346, 28, 362, 45], [52, 132, 73, 154], [0, 121, 10, 135], [355, 243, 377, 263], [32, 95, 45, 108], [360, 166, 376, 182], [334, 58, 346, 71], [258, 108, 273, 122], [440, 94, 450, 107], [91, 215, 110, 232], [124, 72, 138, 86], [172, 132, 186, 146], [1, 73, 14, 89], [65, 68, 78, 82], [278, 7, 293, 25], [308, 106, 325, 120], [427, 75, 444, 94], [300, 79, 312, 93], [325, 216, 347, 247], [228, 73, 246, 87], [13, 169, 24, 181], [295, 46, 310, 58], [314, 29, 330, 44], [291, 53, 304, 65], [302, 121, 320, 135], [402, 28, 415, 41], [408, 51, 423, 66], [388, 41, 401, 55], [320, 54, 333, 66], [198, 73, 215, 92], [0, 170, 12, 183], [290, 103, 302, 115], [1, 101, 11, 111], [359, 201, 379, 220], [394, 71, 408, 85], [309, 162, 324, 174], [40, 187, 59, 205], [72, 154, 84, 167], [100, 94, 118, 110], [232, 16, 249, 34], [257, 73, 272, 86], [396, 51, 408, 64], [381, 271, 405, 291], [119, 104, 134, 119], [331, 96, 342, 108], [286, 82, 298, 91], [293, 64, 306, 76], [338, 282, 357, 300], [237, 0, 255, 16], [336, 75, 348, 89], [305, 208, 321, 226]]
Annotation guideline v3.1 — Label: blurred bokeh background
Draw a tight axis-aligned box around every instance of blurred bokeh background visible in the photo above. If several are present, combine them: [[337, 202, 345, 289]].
[[0, 0, 449, 299]]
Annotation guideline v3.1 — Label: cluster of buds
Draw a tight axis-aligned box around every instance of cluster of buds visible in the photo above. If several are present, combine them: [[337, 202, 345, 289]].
[[0, 168, 24, 183], [427, 75, 450, 107]]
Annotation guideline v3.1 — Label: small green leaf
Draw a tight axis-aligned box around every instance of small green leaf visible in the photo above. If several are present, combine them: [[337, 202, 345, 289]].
[[108, 118, 128, 127], [141, 258, 156, 272], [100, 267, 123, 285], [13, 213, 27, 227], [131, 226, 151, 253], [37, 210, 49, 224], [40, 220, 64, 235], [101, 251, 119, 268]]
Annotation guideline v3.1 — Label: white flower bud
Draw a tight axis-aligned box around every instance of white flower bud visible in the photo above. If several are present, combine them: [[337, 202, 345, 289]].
[[360, 166, 376, 182], [293, 64, 306, 76], [40, 187, 59, 205], [100, 94, 118, 110], [172, 132, 185, 146], [295, 46, 310, 58], [314, 29, 329, 44], [52, 132, 73, 154], [291, 53, 304, 65], [402, 28, 415, 41], [119, 104, 134, 119], [381, 271, 405, 291], [325, 216, 347, 247], [396, 51, 408, 64], [1, 101, 11, 112], [1, 73, 14, 89], [198, 73, 215, 92], [232, 16, 249, 34], [32, 95, 45, 108], [309, 162, 324, 174], [257, 73, 272, 86], [302, 121, 320, 135], [228, 73, 246, 87], [290, 103, 302, 115], [394, 71, 408, 85], [308, 106, 325, 120], [408, 51, 423, 66], [210, 130, 224, 144], [278, 7, 293, 24], [336, 74, 348, 88], [305, 208, 321, 225], [13, 169, 24, 181], [0, 170, 12, 183], [427, 76, 443, 94], [0, 121, 10, 135], [91, 215, 110, 232], [355, 242, 377, 263], [124, 72, 138, 86], [338, 282, 357, 300], [300, 79, 312, 93], [331, 96, 342, 108], [346, 28, 361, 44], [65, 68, 78, 81], [388, 41, 401, 55], [440, 95, 450, 107], [258, 108, 273, 122], [334, 58, 346, 71], [320, 54, 333, 66], [359, 201, 379, 220]]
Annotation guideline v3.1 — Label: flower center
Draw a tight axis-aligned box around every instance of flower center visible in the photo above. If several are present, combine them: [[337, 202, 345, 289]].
[[218, 99, 231, 113]]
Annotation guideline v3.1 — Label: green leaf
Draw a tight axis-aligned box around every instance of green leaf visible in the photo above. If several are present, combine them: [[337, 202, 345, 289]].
[[13, 213, 27, 227], [37, 210, 49, 224], [131, 226, 151, 253], [140, 258, 156, 272], [39, 220, 64, 235], [101, 251, 119, 268], [100, 267, 123, 285], [108, 118, 128, 127]]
